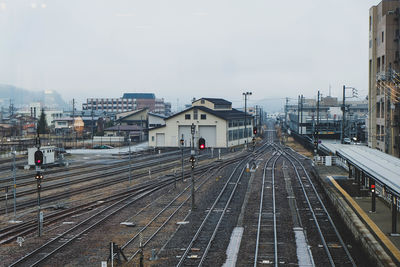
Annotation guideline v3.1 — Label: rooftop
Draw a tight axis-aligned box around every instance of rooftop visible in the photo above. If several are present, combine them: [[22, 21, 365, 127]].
[[122, 93, 155, 99]]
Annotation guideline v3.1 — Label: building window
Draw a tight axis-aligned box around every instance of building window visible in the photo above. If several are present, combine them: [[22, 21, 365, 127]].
[[185, 114, 191, 120], [369, 16, 372, 31], [377, 57, 380, 73], [194, 109, 198, 120], [201, 114, 206, 120], [382, 31, 384, 43], [152, 136, 154, 141], [201, 99, 205, 104]]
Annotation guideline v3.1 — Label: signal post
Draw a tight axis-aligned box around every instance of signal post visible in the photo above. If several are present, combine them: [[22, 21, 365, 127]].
[[34, 149, 44, 236]]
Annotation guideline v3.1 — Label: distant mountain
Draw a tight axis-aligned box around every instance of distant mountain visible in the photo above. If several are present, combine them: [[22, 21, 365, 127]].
[[0, 84, 68, 110], [253, 98, 286, 114]]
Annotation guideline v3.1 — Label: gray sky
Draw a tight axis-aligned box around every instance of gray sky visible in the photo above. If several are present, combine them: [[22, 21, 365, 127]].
[[0, 0, 378, 109]]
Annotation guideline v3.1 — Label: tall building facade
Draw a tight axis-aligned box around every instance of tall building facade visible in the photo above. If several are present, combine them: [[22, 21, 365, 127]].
[[82, 93, 171, 115], [369, 0, 400, 157]]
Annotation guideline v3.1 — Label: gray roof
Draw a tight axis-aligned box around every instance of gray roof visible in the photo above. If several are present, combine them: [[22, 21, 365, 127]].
[[198, 98, 232, 105], [166, 106, 250, 121], [324, 143, 400, 197], [104, 125, 143, 131]]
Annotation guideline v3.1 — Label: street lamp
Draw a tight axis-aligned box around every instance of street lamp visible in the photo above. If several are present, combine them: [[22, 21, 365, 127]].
[[243, 91, 252, 146]]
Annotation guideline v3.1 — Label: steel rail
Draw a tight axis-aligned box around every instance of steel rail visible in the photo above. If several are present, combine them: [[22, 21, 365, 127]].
[[9, 180, 173, 267], [1, 149, 246, 247], [282, 148, 356, 267], [275, 146, 334, 266], [254, 148, 275, 267], [123, 160, 226, 261], [176, 142, 271, 267]]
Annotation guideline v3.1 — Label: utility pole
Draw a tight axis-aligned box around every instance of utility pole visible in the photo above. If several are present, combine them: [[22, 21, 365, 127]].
[[190, 123, 196, 211], [12, 147, 16, 219], [315, 91, 320, 156], [300, 95, 304, 135], [243, 92, 252, 146], [285, 97, 289, 129], [180, 135, 184, 182], [297, 95, 300, 134], [341, 85, 346, 144], [91, 109, 94, 148], [128, 137, 132, 184]]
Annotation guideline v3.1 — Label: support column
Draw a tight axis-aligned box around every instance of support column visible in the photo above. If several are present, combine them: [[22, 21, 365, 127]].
[[361, 171, 366, 188], [348, 164, 353, 179], [392, 195, 398, 235], [356, 169, 361, 197]]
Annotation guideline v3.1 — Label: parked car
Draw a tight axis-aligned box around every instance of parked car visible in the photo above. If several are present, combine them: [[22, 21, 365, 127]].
[[343, 138, 351, 144]]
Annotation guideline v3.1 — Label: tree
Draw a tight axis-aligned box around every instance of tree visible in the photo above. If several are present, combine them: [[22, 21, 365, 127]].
[[38, 108, 48, 134]]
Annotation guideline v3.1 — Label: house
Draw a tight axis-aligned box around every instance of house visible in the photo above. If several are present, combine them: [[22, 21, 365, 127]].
[[103, 125, 144, 142], [148, 98, 254, 148]]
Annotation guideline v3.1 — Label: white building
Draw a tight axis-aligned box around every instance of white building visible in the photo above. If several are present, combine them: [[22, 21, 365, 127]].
[[148, 98, 254, 148]]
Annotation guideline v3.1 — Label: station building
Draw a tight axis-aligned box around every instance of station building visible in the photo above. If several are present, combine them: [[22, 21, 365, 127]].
[[148, 98, 254, 148]]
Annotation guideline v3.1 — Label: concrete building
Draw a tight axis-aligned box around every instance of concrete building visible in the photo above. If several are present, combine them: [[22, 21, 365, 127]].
[[369, 0, 400, 157], [286, 96, 367, 141], [148, 98, 254, 148], [82, 93, 171, 116]]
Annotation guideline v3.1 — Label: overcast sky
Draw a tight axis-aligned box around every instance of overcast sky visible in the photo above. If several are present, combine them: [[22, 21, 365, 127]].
[[0, 0, 379, 109]]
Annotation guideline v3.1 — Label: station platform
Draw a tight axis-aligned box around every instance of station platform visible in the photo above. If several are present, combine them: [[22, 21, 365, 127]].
[[316, 165, 400, 266], [319, 141, 400, 196]]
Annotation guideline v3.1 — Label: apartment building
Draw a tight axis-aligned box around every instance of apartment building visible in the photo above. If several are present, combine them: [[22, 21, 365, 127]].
[[82, 93, 171, 116], [369, 0, 400, 157]]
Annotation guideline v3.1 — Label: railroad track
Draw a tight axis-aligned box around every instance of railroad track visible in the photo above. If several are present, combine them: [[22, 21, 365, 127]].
[[254, 148, 280, 266], [0, 151, 211, 214], [119, 157, 237, 262], [280, 146, 356, 266], [8, 178, 173, 267], [0, 153, 245, 245], [0, 151, 192, 202], [173, 142, 271, 266], [6, 153, 249, 266], [0, 148, 193, 188]]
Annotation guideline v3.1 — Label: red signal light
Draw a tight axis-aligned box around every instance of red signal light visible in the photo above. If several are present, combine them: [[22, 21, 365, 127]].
[[198, 138, 206, 150], [371, 184, 375, 189]]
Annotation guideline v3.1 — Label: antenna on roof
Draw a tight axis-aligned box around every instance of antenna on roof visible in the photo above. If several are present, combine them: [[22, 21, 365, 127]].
[[329, 84, 331, 97]]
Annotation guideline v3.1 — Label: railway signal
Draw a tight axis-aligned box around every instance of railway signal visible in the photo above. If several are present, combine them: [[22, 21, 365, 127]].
[[253, 126, 257, 135], [34, 150, 43, 166], [198, 138, 205, 150]]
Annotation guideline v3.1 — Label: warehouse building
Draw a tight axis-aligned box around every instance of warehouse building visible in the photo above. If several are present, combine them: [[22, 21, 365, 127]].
[[148, 98, 254, 148]]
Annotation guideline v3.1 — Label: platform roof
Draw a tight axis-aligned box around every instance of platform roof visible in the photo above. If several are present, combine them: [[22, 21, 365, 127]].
[[321, 142, 400, 196]]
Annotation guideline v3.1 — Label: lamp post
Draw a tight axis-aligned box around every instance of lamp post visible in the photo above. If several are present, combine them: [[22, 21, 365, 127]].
[[243, 91, 252, 146], [180, 135, 184, 182]]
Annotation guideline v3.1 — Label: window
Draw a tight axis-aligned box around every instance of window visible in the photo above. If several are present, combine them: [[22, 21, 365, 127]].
[[382, 55, 385, 71], [152, 136, 154, 141], [194, 109, 198, 120], [185, 114, 191, 120], [369, 16, 372, 31], [201, 114, 206, 120], [377, 57, 380, 73], [201, 99, 205, 104], [382, 31, 384, 43]]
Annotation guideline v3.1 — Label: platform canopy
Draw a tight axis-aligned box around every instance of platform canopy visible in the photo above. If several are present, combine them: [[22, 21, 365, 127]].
[[323, 143, 400, 197]]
